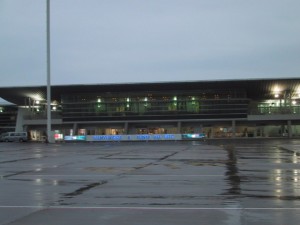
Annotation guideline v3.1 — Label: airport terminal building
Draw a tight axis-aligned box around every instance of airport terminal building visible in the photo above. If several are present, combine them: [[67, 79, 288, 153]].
[[0, 78, 300, 141]]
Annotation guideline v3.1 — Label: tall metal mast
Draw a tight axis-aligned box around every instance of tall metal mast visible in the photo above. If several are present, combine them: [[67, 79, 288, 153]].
[[46, 0, 52, 142]]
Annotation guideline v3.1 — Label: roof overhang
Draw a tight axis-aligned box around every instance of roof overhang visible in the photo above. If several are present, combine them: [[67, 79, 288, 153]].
[[0, 78, 299, 105]]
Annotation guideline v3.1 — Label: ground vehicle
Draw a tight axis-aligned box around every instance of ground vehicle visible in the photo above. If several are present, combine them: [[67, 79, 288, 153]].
[[0, 132, 28, 142]]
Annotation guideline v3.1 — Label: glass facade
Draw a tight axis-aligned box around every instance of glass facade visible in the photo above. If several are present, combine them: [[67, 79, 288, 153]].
[[1, 79, 300, 139], [61, 89, 249, 122], [0, 105, 17, 132], [250, 99, 300, 115]]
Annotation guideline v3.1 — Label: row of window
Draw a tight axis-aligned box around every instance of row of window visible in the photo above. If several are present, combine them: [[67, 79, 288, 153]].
[[61, 90, 247, 103], [62, 107, 248, 114], [59, 94, 249, 121], [0, 113, 17, 126], [62, 100, 248, 113], [62, 113, 248, 122]]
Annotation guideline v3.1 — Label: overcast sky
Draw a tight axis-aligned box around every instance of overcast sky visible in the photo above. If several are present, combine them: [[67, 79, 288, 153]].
[[0, 0, 299, 87]]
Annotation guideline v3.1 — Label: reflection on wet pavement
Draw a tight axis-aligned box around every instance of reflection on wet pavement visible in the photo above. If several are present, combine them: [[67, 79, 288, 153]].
[[1, 140, 300, 224], [224, 145, 241, 195]]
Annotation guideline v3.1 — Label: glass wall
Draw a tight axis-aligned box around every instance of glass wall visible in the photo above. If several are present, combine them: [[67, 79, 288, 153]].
[[250, 97, 300, 115], [0, 105, 17, 132], [61, 89, 249, 122]]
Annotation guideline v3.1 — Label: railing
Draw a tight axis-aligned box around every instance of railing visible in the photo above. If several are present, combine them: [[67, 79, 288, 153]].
[[23, 111, 62, 120], [250, 106, 300, 115]]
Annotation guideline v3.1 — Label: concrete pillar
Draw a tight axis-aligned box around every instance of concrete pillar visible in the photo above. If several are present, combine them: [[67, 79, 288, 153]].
[[199, 124, 203, 133], [15, 107, 25, 132], [253, 128, 257, 137], [177, 121, 182, 134], [288, 120, 292, 138], [72, 123, 78, 135], [210, 127, 214, 138], [232, 120, 236, 138], [262, 126, 266, 137], [124, 122, 129, 134]]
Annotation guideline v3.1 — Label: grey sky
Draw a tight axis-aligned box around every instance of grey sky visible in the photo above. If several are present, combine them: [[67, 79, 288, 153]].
[[0, 0, 299, 87]]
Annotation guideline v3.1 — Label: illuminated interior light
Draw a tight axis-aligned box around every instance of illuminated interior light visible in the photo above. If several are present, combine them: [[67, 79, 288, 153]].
[[97, 98, 101, 103], [173, 96, 177, 101], [292, 100, 297, 105], [274, 94, 279, 98], [273, 86, 281, 93]]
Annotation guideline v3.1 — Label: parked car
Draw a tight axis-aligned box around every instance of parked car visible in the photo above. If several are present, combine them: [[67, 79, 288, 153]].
[[0, 132, 28, 142]]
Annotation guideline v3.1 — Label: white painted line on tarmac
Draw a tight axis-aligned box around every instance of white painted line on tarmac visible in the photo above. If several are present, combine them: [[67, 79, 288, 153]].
[[6, 174, 225, 177], [1, 206, 300, 210]]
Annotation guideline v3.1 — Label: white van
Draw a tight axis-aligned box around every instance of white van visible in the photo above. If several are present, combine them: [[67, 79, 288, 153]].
[[0, 132, 28, 142]]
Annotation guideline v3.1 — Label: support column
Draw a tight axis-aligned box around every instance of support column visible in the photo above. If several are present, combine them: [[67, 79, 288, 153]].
[[262, 126, 266, 137], [46, 0, 53, 143], [177, 121, 182, 134], [288, 120, 292, 138], [232, 120, 236, 138], [124, 122, 129, 134], [73, 123, 78, 136], [15, 108, 25, 132], [210, 127, 214, 138], [253, 124, 257, 137]]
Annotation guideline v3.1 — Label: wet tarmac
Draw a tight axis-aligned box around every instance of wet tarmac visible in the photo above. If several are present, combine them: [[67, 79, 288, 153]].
[[1, 139, 300, 224]]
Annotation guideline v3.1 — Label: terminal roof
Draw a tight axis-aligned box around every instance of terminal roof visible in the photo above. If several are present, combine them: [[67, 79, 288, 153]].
[[0, 78, 299, 105]]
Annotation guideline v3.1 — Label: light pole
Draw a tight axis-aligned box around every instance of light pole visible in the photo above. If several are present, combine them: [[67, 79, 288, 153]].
[[46, 0, 52, 143]]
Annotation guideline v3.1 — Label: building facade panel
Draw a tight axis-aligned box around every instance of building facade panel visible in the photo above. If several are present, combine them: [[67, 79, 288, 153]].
[[60, 89, 249, 122], [1, 78, 300, 141]]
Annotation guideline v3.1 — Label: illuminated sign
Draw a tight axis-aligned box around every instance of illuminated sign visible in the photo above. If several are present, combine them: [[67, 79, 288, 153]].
[[93, 135, 122, 141], [88, 134, 181, 141], [137, 135, 151, 140], [164, 134, 175, 139], [182, 133, 206, 139], [54, 133, 63, 140], [64, 135, 86, 141], [39, 133, 206, 142]]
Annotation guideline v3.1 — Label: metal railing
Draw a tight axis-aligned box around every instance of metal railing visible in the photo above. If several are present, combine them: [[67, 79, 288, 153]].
[[250, 106, 300, 115], [24, 111, 62, 120]]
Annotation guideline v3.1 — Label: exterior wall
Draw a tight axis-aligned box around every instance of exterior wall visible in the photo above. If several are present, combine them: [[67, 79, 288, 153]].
[[16, 116, 300, 140], [60, 90, 249, 122], [3, 81, 300, 140]]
